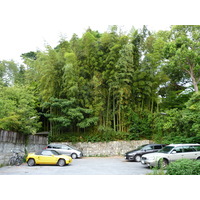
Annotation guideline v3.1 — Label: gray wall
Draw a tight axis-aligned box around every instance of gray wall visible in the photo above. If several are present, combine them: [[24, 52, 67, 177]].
[[0, 130, 48, 165]]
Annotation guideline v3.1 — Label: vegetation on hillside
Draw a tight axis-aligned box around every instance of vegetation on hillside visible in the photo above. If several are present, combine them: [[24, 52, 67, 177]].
[[1, 25, 200, 143]]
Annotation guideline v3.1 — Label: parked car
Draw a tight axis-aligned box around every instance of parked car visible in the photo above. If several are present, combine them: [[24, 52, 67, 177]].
[[44, 143, 83, 159], [141, 144, 200, 168], [125, 144, 166, 162], [26, 149, 72, 166]]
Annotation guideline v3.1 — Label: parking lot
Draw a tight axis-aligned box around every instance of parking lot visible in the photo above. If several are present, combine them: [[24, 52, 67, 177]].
[[0, 156, 152, 175]]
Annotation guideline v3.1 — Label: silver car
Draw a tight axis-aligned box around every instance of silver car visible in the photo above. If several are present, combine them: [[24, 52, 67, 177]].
[[45, 144, 83, 159], [141, 144, 200, 168]]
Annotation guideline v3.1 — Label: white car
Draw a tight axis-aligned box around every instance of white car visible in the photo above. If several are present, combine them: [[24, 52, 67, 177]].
[[44, 144, 83, 159], [141, 144, 200, 168]]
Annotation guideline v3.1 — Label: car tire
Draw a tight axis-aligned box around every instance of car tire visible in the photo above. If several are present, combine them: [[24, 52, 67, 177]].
[[128, 157, 134, 162], [27, 158, 35, 166], [71, 153, 77, 159], [58, 159, 65, 167], [134, 155, 141, 162], [158, 158, 168, 169]]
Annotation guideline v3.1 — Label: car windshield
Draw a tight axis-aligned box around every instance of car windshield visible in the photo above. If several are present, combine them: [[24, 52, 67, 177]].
[[51, 150, 61, 155], [136, 144, 148, 150], [158, 146, 174, 153], [67, 145, 79, 151]]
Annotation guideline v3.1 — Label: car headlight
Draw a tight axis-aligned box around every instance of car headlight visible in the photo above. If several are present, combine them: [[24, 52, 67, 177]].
[[128, 153, 135, 156]]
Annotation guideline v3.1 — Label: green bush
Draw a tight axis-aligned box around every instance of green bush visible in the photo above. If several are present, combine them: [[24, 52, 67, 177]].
[[166, 159, 200, 175], [48, 128, 133, 143]]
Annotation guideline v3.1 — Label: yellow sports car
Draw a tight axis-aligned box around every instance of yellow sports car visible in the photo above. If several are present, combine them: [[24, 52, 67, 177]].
[[26, 149, 72, 166]]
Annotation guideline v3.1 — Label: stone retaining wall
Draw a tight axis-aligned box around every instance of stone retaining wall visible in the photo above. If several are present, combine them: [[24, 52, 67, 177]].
[[57, 140, 151, 156]]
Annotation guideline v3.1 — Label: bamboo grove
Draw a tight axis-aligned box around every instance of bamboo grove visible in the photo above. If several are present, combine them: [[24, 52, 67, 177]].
[[1, 25, 200, 143]]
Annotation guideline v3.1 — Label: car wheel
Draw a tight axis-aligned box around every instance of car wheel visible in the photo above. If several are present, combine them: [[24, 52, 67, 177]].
[[71, 153, 77, 159], [158, 158, 168, 169], [58, 159, 65, 167], [134, 155, 141, 162], [197, 157, 200, 160], [27, 158, 35, 166], [128, 157, 134, 162]]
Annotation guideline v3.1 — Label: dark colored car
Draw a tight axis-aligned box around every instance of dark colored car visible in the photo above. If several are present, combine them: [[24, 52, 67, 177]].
[[125, 144, 166, 162]]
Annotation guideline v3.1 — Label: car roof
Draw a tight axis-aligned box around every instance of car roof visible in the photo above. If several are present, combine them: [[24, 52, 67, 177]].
[[48, 143, 68, 146], [169, 144, 200, 147]]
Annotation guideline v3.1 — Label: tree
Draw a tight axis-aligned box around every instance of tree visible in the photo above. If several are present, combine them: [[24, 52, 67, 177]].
[[0, 60, 19, 86], [43, 98, 98, 134], [31, 46, 67, 101], [0, 85, 41, 134], [164, 25, 200, 92]]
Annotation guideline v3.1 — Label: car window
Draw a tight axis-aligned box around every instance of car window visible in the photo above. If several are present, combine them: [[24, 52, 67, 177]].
[[62, 145, 70, 150], [183, 146, 196, 152], [154, 145, 162, 149], [194, 145, 200, 151], [35, 151, 42, 155], [41, 150, 53, 156], [173, 146, 183, 153], [49, 145, 61, 149]]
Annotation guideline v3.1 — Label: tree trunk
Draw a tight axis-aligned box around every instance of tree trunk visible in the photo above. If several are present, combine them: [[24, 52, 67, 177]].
[[191, 77, 199, 92], [186, 65, 199, 92], [106, 88, 111, 127], [113, 93, 116, 131]]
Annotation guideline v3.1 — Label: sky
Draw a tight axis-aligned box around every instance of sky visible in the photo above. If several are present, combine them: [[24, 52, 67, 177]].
[[0, 0, 198, 64]]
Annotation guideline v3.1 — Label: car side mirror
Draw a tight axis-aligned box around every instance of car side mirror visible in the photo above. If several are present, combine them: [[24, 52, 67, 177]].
[[172, 151, 177, 154]]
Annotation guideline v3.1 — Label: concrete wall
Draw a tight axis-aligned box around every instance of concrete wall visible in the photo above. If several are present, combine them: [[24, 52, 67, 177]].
[[0, 130, 48, 165], [57, 140, 151, 156]]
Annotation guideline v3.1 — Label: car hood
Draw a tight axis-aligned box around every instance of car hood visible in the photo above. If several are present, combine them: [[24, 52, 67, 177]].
[[125, 149, 139, 154], [28, 153, 35, 156]]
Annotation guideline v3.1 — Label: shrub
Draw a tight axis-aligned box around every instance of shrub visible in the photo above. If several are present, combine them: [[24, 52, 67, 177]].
[[166, 159, 200, 175], [48, 129, 132, 143]]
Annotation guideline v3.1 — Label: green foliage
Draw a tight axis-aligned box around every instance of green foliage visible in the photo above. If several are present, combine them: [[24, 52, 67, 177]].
[[48, 127, 131, 143], [153, 92, 200, 144], [164, 25, 200, 92], [2, 26, 200, 143], [0, 85, 41, 134], [129, 112, 153, 139], [0, 60, 19, 86], [43, 98, 98, 133], [166, 159, 200, 175]]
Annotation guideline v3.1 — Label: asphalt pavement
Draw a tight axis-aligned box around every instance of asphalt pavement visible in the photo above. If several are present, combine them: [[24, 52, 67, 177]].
[[0, 156, 152, 175]]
